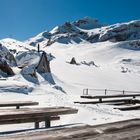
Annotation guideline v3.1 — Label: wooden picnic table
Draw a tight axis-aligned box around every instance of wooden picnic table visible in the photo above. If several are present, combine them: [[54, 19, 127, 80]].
[[81, 93, 140, 102], [114, 105, 140, 111], [0, 107, 78, 129], [0, 101, 39, 109], [74, 98, 139, 104]]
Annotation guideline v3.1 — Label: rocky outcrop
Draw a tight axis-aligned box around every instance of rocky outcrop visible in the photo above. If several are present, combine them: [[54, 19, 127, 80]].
[[73, 17, 105, 29], [0, 58, 14, 76], [98, 20, 140, 42], [129, 40, 140, 49], [0, 43, 17, 66], [70, 57, 77, 65]]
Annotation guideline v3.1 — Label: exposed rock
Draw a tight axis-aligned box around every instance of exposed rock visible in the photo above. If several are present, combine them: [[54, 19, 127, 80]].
[[73, 16, 105, 29], [99, 20, 140, 42], [129, 40, 140, 49], [70, 57, 77, 65], [21, 65, 38, 84], [5, 52, 17, 66], [36, 52, 51, 73], [0, 58, 14, 76], [87, 34, 100, 43], [81, 61, 98, 67], [0, 44, 17, 66]]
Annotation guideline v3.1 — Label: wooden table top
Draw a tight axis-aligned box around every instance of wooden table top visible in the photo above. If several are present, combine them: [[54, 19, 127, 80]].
[[0, 101, 39, 107], [0, 107, 78, 119]]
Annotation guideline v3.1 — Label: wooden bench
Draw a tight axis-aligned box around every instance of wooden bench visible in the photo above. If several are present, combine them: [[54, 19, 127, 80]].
[[0, 101, 39, 109], [81, 94, 140, 102], [114, 105, 140, 111], [0, 107, 78, 129], [0, 115, 60, 128], [74, 99, 139, 104]]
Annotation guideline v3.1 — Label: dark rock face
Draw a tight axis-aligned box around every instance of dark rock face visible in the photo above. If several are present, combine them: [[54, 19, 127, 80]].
[[99, 20, 140, 42], [0, 44, 17, 67], [87, 34, 100, 43], [129, 40, 140, 48], [36, 52, 51, 73], [73, 17, 105, 29], [5, 52, 17, 67], [29, 42, 37, 47], [70, 57, 77, 65], [0, 58, 14, 76], [42, 32, 51, 39]]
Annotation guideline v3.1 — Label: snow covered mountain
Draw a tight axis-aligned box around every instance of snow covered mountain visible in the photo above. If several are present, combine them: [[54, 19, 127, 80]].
[[26, 17, 106, 47], [26, 17, 140, 47]]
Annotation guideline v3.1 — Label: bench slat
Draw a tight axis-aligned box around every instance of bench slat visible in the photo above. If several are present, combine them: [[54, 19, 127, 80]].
[[0, 116, 60, 125], [0, 101, 39, 107], [0, 107, 78, 120], [115, 105, 140, 111], [81, 94, 140, 99], [74, 99, 139, 104]]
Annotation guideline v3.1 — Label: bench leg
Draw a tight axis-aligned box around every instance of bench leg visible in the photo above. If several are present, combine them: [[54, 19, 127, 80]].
[[16, 106, 20, 109], [99, 98, 102, 103], [45, 118, 51, 128], [35, 122, 39, 129]]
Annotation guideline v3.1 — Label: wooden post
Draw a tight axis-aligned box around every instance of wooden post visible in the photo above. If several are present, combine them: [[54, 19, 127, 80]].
[[45, 118, 51, 128], [99, 98, 102, 103], [16, 106, 20, 109], [37, 44, 40, 53], [83, 89, 85, 95], [133, 96, 136, 99], [105, 89, 107, 95], [35, 122, 39, 129], [86, 89, 88, 95]]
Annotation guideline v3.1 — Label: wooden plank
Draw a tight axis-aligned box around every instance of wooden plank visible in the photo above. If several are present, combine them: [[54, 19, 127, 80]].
[[0, 116, 60, 125], [74, 99, 137, 104], [0, 119, 139, 140], [81, 93, 140, 99], [0, 107, 78, 120], [0, 101, 39, 108], [107, 102, 130, 106], [114, 105, 140, 111]]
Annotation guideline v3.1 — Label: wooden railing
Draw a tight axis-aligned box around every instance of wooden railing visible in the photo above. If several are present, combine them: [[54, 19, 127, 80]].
[[83, 88, 140, 95]]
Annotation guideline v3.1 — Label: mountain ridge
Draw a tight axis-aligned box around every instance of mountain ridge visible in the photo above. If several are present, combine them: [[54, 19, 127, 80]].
[[26, 17, 140, 47]]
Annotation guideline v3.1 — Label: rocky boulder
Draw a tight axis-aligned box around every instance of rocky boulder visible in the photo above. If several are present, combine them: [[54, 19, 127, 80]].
[[0, 58, 14, 76], [0, 43, 17, 66]]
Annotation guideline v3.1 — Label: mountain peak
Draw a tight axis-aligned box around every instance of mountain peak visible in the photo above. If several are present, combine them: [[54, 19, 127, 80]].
[[73, 16, 106, 29]]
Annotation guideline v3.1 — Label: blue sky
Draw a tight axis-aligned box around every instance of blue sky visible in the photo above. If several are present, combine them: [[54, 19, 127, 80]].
[[0, 0, 139, 41]]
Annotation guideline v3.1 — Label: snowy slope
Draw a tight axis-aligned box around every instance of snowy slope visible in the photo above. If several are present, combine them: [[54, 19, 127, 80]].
[[0, 18, 140, 132], [0, 40, 140, 132], [0, 38, 35, 52]]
